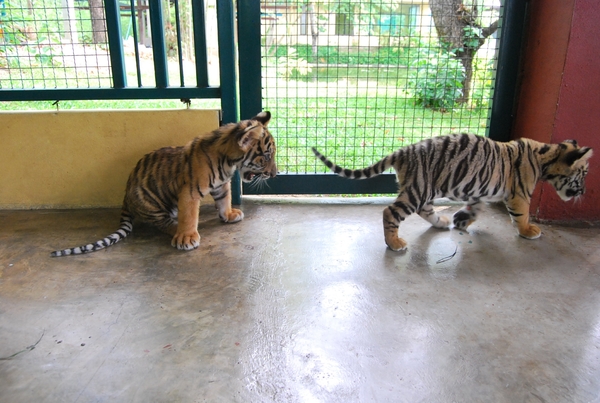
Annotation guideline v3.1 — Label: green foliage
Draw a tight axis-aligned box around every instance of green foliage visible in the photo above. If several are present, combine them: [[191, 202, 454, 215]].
[[277, 48, 312, 78], [408, 43, 465, 110], [470, 56, 494, 109], [462, 26, 483, 50], [30, 42, 59, 66], [270, 45, 410, 66], [0, 0, 64, 68]]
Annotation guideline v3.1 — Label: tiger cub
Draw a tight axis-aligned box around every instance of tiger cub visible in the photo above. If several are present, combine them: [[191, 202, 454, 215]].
[[51, 111, 277, 257], [313, 133, 592, 251]]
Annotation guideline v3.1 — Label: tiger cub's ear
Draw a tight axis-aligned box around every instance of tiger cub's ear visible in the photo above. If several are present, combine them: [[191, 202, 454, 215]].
[[564, 147, 593, 167], [252, 111, 271, 127], [238, 124, 263, 152]]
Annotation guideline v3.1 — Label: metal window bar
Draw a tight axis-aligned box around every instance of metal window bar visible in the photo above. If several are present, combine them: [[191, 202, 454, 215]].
[[0, 0, 225, 101]]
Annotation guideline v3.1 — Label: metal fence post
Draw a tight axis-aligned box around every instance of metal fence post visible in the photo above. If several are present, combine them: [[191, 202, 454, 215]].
[[191, 0, 209, 88], [148, 0, 169, 88], [488, 0, 530, 142], [216, 0, 241, 204], [238, 0, 263, 119], [104, 0, 127, 89]]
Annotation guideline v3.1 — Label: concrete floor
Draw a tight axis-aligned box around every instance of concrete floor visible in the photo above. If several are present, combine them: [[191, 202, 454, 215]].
[[1, 198, 599, 403]]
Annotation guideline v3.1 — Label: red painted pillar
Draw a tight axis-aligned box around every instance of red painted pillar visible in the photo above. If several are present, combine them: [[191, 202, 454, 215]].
[[513, 0, 600, 223]]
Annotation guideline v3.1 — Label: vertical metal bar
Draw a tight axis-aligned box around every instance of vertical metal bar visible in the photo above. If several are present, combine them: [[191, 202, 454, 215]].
[[216, 0, 241, 204], [487, 0, 530, 142], [237, 0, 263, 119], [191, 0, 209, 88], [129, 0, 143, 87], [104, 0, 127, 88], [148, 0, 169, 88], [173, 0, 185, 86]]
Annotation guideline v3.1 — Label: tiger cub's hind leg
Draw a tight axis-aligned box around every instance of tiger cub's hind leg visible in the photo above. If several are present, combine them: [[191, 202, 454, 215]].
[[145, 211, 178, 236], [418, 202, 451, 229], [453, 201, 483, 231], [383, 194, 417, 251]]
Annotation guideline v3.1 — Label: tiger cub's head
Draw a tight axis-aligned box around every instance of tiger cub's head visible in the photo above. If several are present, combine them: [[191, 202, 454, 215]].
[[237, 111, 277, 183], [542, 140, 593, 201]]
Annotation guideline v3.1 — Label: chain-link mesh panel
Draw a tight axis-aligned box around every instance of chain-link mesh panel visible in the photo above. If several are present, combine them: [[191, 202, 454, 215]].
[[261, 0, 502, 175], [0, 0, 112, 89]]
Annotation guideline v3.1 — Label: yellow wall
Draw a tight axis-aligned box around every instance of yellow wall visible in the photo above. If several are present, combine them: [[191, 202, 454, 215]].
[[0, 109, 220, 209]]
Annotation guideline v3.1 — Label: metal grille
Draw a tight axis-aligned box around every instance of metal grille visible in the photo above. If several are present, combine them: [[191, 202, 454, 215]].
[[0, 0, 222, 99], [260, 0, 502, 175], [0, 0, 112, 89]]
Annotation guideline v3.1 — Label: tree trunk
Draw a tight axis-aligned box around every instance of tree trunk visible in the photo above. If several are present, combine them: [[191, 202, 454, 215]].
[[429, 0, 464, 50], [428, 0, 498, 104], [307, 3, 319, 57], [458, 50, 475, 103], [89, 0, 107, 44]]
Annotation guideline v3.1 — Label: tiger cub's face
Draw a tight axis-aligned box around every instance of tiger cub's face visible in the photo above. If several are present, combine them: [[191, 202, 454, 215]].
[[544, 140, 593, 201], [238, 111, 277, 183]]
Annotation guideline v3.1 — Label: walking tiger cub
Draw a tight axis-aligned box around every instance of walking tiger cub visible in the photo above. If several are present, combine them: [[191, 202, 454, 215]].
[[313, 133, 593, 251], [51, 111, 277, 257]]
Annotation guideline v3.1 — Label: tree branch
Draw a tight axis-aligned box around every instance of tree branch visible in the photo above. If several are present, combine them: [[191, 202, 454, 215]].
[[482, 19, 499, 39]]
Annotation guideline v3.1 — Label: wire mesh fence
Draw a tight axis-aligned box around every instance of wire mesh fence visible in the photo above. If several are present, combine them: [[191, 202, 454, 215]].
[[260, 0, 502, 175], [0, 0, 112, 89], [0, 0, 220, 92]]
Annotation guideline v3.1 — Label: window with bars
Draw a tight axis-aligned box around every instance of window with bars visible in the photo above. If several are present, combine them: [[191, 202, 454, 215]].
[[0, 0, 225, 101]]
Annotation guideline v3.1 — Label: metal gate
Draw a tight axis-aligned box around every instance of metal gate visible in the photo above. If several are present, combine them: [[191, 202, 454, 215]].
[[239, 0, 527, 196]]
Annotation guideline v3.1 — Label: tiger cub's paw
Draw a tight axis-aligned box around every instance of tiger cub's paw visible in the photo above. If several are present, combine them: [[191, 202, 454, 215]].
[[518, 224, 542, 240], [385, 235, 408, 251], [171, 231, 201, 250], [434, 215, 451, 229], [222, 208, 244, 223], [453, 209, 476, 230]]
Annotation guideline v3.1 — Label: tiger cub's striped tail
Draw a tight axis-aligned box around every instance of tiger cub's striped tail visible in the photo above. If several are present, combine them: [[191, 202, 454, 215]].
[[50, 210, 133, 257], [311, 147, 394, 179]]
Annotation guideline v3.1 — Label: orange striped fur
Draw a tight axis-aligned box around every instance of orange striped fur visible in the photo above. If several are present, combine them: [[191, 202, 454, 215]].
[[52, 112, 276, 256]]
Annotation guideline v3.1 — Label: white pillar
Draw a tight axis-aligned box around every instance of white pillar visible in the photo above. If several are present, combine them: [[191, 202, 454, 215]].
[[62, 0, 78, 43]]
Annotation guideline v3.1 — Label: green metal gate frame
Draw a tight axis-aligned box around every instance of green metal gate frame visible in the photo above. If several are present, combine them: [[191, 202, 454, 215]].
[[236, 0, 529, 198]]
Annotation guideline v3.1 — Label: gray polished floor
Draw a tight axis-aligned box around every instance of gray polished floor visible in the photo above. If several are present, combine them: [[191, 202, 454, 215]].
[[1, 198, 599, 403]]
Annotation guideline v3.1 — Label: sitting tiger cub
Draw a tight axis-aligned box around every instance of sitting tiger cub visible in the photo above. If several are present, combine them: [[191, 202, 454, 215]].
[[313, 133, 593, 251], [51, 111, 277, 257]]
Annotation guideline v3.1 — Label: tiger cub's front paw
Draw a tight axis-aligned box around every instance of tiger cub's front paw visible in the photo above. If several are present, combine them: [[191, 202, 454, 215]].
[[518, 224, 542, 240], [171, 231, 201, 250], [385, 235, 408, 251], [222, 208, 244, 223]]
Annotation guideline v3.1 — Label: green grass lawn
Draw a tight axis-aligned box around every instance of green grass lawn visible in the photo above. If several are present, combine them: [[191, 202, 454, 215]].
[[0, 99, 219, 111], [263, 80, 490, 174]]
